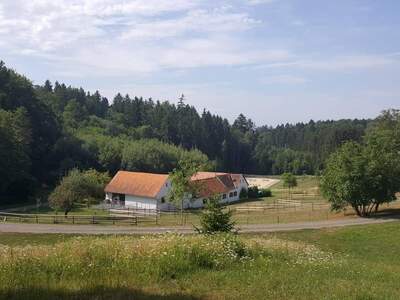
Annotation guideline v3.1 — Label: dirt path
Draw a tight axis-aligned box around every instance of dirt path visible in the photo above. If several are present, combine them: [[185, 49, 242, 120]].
[[0, 217, 397, 235]]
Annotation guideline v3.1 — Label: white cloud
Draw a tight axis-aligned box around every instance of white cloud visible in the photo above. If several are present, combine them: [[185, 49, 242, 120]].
[[120, 9, 259, 41], [246, 0, 276, 5], [0, 0, 201, 52], [0, 0, 287, 76], [259, 75, 309, 85], [256, 54, 399, 71], [298, 55, 397, 71]]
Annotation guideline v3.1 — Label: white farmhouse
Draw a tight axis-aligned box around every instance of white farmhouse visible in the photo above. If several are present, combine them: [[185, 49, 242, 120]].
[[104, 171, 248, 211]]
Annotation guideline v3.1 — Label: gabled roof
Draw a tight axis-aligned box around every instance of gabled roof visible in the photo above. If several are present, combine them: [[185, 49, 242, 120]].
[[191, 172, 247, 189], [191, 172, 228, 181], [216, 174, 235, 190], [192, 177, 232, 198], [230, 173, 248, 188], [105, 171, 168, 198]]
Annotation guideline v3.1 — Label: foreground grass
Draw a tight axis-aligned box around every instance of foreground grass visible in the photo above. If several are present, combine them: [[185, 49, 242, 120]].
[[1, 222, 400, 299]]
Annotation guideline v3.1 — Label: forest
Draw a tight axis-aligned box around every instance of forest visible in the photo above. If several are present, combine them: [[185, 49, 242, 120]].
[[0, 61, 371, 204]]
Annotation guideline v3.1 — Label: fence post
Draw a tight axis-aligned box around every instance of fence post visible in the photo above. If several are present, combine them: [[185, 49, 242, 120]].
[[277, 215, 280, 224], [53, 216, 56, 224], [72, 216, 75, 224], [92, 216, 95, 224], [36, 215, 38, 224]]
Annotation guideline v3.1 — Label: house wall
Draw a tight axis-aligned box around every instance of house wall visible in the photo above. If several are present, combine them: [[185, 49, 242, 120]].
[[237, 175, 249, 192], [125, 195, 157, 210], [183, 188, 242, 209], [156, 179, 172, 200]]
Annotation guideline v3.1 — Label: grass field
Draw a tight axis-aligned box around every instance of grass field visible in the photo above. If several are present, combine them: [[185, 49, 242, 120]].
[[1, 222, 400, 299]]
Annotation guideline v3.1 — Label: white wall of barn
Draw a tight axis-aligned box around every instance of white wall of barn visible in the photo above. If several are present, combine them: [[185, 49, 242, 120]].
[[125, 195, 157, 210]]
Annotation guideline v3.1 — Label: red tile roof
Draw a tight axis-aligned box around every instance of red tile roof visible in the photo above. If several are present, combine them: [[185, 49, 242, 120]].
[[192, 172, 246, 189], [192, 177, 232, 198], [191, 172, 228, 181], [105, 171, 168, 198]]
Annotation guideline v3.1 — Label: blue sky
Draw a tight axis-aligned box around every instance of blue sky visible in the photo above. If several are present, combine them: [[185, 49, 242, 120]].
[[1, 0, 399, 126]]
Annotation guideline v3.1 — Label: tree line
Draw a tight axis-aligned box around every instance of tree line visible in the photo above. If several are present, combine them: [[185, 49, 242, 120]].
[[0, 61, 373, 204]]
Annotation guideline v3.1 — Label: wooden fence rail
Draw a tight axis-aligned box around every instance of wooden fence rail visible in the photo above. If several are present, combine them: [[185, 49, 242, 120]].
[[0, 212, 140, 226]]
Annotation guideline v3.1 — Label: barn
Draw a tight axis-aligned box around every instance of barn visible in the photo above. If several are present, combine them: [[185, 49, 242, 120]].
[[104, 171, 170, 210], [104, 171, 248, 211]]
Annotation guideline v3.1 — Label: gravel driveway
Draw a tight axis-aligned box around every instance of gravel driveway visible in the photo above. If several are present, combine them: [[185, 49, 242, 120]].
[[0, 217, 397, 235]]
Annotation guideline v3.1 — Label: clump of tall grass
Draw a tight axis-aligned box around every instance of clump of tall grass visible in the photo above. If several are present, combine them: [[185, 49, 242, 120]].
[[0, 234, 251, 292], [0, 233, 343, 299]]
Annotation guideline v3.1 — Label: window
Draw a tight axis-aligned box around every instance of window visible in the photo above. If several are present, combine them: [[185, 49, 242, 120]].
[[203, 198, 207, 205], [234, 191, 238, 197], [161, 197, 165, 203], [222, 194, 227, 199], [229, 192, 234, 198]]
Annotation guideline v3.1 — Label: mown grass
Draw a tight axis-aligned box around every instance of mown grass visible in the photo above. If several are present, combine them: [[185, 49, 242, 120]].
[[1, 222, 400, 299]]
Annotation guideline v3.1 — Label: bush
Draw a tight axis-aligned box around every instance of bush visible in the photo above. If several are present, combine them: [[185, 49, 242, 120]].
[[247, 186, 259, 198], [239, 188, 248, 199], [259, 188, 272, 197]]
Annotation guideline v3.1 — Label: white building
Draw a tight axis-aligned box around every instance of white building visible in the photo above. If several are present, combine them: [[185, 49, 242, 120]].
[[104, 171, 248, 211]]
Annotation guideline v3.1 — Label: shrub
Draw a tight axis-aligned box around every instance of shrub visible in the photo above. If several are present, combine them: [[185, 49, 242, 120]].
[[248, 186, 259, 198], [239, 188, 248, 199], [259, 188, 272, 197]]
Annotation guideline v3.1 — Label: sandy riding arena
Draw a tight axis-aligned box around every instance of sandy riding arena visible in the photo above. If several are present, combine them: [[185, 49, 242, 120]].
[[245, 176, 280, 189]]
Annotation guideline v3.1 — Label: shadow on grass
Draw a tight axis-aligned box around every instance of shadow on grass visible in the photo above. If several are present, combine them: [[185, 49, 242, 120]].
[[370, 208, 400, 220], [0, 286, 201, 300]]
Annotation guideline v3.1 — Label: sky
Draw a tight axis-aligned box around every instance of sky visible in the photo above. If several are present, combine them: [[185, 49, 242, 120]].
[[1, 0, 399, 126]]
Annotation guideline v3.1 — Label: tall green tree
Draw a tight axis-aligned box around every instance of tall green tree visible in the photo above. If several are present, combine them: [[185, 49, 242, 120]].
[[168, 159, 201, 224], [321, 114, 400, 217], [0, 108, 32, 201], [49, 169, 110, 216], [196, 195, 235, 234]]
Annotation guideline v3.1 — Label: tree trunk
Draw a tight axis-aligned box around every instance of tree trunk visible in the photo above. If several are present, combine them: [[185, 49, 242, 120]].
[[353, 205, 362, 217]]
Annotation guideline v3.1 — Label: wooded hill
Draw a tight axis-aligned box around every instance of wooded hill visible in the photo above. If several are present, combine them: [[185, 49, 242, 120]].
[[0, 61, 371, 203]]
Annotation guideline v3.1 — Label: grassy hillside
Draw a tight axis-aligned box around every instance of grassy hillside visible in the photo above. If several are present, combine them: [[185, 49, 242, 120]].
[[1, 222, 400, 299]]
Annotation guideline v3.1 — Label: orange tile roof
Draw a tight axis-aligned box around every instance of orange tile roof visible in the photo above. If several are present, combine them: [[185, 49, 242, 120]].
[[105, 171, 168, 198], [230, 174, 248, 188], [192, 172, 245, 189], [191, 171, 227, 181], [192, 177, 232, 198]]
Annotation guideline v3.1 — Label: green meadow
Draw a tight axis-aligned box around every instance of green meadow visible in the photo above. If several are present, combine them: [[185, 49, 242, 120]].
[[1, 222, 400, 300]]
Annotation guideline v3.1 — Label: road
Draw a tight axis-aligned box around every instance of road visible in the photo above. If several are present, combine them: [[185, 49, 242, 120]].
[[0, 217, 398, 235]]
